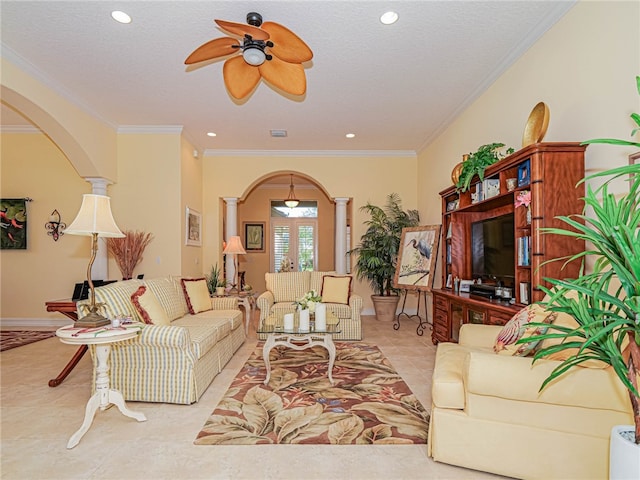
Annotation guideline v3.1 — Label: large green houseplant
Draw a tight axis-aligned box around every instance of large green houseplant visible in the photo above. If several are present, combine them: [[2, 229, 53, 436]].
[[524, 77, 640, 456], [350, 193, 419, 321]]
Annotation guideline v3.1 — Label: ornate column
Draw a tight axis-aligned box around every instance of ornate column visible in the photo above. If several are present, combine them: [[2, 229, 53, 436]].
[[223, 197, 239, 285], [334, 197, 349, 274], [84, 177, 111, 280]]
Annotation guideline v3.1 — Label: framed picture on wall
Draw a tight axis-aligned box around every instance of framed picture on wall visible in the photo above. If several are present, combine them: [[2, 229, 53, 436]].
[[185, 207, 202, 246], [244, 222, 265, 252]]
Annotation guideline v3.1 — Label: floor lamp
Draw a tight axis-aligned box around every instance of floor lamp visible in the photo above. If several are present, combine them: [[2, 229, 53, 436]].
[[65, 194, 124, 328], [223, 235, 246, 293]]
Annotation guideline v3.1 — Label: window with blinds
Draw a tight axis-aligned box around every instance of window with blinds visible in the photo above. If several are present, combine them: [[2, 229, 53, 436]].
[[271, 202, 318, 272]]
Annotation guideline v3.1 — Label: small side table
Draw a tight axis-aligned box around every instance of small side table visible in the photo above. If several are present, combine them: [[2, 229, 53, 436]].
[[56, 324, 147, 449]]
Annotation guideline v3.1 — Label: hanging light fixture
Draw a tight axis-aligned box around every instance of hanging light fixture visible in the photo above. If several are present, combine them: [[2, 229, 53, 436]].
[[284, 174, 300, 208]]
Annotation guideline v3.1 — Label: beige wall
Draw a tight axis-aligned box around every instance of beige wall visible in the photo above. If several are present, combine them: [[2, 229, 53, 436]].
[[0, 133, 90, 320], [418, 0, 640, 288], [180, 136, 203, 278]]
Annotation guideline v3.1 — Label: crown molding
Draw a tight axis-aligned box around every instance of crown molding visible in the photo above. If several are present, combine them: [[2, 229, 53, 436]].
[[203, 149, 417, 158], [117, 125, 184, 134], [0, 125, 42, 134]]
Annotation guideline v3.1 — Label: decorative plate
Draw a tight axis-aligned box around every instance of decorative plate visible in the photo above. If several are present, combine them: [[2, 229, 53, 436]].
[[522, 102, 550, 147]]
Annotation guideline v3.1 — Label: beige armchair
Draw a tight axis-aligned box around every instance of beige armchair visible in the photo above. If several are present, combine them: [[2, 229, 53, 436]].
[[428, 323, 632, 479], [257, 271, 362, 340]]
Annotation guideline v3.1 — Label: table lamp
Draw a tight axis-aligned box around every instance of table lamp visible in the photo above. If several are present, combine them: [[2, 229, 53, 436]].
[[65, 194, 124, 328], [222, 235, 246, 293]]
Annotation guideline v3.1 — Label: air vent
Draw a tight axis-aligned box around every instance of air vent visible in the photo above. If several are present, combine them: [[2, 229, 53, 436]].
[[270, 129, 288, 138]]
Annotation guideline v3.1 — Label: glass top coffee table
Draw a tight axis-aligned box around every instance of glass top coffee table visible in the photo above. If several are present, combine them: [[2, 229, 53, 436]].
[[257, 312, 341, 385]]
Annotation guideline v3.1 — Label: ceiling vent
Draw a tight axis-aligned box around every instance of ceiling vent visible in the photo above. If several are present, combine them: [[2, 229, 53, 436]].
[[270, 129, 288, 138]]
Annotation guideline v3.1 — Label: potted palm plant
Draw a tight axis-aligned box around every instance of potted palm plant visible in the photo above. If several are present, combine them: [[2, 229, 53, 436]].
[[349, 193, 420, 321], [526, 76, 639, 478]]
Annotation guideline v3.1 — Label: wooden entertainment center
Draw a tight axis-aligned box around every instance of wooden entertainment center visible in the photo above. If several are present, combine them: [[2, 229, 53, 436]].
[[432, 143, 586, 344]]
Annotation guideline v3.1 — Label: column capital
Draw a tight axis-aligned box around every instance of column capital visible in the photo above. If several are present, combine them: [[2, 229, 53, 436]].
[[223, 197, 239, 206], [84, 177, 113, 196], [334, 197, 350, 205]]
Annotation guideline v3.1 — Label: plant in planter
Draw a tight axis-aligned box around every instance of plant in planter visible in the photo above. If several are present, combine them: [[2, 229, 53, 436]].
[[349, 193, 419, 321], [206, 263, 227, 295], [523, 76, 640, 477], [456, 142, 514, 192]]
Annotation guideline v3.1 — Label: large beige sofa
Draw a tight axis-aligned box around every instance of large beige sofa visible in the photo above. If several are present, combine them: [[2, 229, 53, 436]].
[[77, 276, 245, 405], [257, 271, 363, 340], [428, 323, 633, 479]]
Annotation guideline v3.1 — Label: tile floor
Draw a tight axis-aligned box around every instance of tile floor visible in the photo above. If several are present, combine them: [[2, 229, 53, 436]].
[[1, 313, 506, 480]]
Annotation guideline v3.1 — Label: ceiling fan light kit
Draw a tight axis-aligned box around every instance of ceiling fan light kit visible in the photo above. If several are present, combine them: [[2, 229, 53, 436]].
[[185, 12, 313, 100]]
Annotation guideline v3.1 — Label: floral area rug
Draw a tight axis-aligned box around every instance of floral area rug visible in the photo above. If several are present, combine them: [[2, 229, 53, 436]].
[[194, 342, 429, 445], [0, 330, 56, 352]]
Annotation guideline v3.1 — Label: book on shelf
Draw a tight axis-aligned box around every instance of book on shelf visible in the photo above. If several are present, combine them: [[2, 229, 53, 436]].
[[519, 282, 530, 304], [517, 235, 531, 266], [446, 222, 452, 239], [446, 243, 451, 264]]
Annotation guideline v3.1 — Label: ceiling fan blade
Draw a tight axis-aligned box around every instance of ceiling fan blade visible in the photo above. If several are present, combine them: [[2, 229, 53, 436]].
[[261, 22, 313, 63], [223, 55, 261, 99], [215, 19, 270, 41], [184, 37, 240, 64], [259, 55, 307, 96]]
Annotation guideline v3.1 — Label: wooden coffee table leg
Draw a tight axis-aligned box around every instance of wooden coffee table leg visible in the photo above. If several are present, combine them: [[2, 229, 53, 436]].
[[49, 345, 88, 387]]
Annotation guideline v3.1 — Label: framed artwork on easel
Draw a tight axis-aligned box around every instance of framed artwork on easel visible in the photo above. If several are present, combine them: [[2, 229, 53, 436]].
[[394, 225, 441, 291]]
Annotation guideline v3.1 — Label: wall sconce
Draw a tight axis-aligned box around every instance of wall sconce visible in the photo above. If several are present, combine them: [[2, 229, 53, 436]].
[[45, 209, 66, 241]]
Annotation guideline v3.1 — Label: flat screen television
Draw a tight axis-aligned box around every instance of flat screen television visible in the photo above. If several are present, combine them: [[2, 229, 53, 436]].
[[471, 213, 515, 286]]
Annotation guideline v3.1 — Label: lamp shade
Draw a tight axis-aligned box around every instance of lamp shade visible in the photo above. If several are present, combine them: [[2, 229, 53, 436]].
[[65, 194, 125, 238], [222, 235, 246, 255]]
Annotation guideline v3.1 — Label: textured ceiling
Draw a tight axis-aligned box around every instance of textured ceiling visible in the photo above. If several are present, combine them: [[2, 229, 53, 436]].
[[1, 1, 575, 154]]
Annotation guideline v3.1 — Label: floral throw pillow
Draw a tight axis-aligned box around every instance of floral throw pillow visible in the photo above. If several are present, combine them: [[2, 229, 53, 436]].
[[494, 304, 557, 357]]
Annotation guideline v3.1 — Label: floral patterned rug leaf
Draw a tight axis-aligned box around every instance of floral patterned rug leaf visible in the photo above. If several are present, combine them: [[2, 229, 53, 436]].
[[194, 342, 429, 445]]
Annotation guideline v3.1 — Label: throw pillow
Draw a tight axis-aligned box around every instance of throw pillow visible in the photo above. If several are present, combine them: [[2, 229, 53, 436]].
[[181, 278, 212, 314], [494, 304, 556, 357], [321, 275, 352, 305], [131, 285, 170, 326]]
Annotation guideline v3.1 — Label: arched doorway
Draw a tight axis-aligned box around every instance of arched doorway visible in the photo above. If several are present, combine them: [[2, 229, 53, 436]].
[[226, 171, 350, 293]]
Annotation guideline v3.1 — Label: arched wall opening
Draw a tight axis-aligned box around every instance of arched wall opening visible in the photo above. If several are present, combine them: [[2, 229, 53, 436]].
[[221, 170, 352, 294], [1, 86, 100, 179]]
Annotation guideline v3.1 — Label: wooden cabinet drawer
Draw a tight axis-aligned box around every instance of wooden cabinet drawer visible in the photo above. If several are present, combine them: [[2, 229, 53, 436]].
[[434, 295, 448, 310], [488, 310, 512, 326]]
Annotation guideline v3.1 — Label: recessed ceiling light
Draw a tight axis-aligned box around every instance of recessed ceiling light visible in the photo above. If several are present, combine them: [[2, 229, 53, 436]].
[[346, 133, 355, 139], [380, 11, 398, 25], [111, 11, 132, 24], [207, 132, 217, 137]]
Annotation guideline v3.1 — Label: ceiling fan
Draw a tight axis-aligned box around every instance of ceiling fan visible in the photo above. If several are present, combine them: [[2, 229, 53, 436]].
[[185, 12, 313, 100]]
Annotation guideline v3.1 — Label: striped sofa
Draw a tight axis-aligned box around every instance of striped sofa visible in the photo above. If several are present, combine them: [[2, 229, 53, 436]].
[[77, 276, 245, 405], [257, 271, 363, 340]]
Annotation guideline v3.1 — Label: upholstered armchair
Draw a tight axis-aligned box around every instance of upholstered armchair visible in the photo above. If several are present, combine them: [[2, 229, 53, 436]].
[[257, 271, 362, 340], [428, 322, 633, 479]]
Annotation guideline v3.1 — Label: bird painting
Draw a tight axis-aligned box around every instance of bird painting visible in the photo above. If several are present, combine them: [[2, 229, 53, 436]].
[[394, 227, 441, 290], [0, 200, 28, 249]]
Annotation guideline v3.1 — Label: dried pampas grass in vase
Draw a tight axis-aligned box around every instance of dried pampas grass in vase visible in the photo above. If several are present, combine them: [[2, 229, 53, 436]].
[[107, 230, 153, 280]]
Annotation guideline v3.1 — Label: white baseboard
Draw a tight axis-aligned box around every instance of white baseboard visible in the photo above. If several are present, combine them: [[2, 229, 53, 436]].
[[1, 318, 69, 328]]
